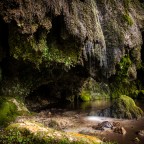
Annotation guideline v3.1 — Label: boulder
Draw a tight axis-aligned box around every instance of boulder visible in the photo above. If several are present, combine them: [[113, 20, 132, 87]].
[[113, 127, 127, 135], [96, 95, 143, 119]]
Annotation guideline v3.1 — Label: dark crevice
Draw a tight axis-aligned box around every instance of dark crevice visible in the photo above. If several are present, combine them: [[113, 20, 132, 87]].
[[141, 32, 144, 63], [48, 15, 65, 44], [0, 16, 10, 81], [0, 16, 9, 58]]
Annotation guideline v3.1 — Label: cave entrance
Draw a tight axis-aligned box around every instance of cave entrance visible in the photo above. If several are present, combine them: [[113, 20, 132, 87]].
[[25, 83, 62, 111]]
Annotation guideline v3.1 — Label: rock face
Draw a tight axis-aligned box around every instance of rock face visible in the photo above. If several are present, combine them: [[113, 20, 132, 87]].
[[0, 0, 144, 108], [96, 95, 143, 119]]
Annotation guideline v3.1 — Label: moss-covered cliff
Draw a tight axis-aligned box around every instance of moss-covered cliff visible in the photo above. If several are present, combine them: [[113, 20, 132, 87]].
[[0, 0, 144, 109]]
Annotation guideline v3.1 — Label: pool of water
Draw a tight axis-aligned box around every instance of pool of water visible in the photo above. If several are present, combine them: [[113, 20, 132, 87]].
[[47, 99, 144, 144]]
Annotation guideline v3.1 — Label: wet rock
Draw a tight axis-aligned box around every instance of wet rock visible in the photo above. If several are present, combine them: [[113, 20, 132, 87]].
[[137, 130, 144, 137], [113, 127, 127, 135], [92, 121, 113, 130], [96, 95, 143, 119], [133, 137, 140, 143]]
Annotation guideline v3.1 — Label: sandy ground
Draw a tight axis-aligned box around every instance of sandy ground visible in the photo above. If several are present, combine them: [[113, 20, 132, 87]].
[[16, 109, 144, 144]]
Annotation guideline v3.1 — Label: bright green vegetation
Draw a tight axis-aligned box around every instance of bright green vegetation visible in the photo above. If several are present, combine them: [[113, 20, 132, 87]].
[[111, 95, 143, 119], [80, 78, 110, 101], [0, 98, 18, 126], [117, 55, 132, 78], [80, 90, 91, 102], [110, 55, 138, 98], [0, 97, 29, 126], [122, 13, 133, 26]]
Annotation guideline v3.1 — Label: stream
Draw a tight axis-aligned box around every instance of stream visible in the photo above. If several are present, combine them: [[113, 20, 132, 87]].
[[38, 99, 144, 144]]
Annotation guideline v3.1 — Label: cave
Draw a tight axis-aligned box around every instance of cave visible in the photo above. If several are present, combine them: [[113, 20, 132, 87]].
[[25, 65, 88, 111]]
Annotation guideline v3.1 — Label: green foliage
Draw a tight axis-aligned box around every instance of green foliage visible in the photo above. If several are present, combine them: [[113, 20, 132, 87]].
[[0, 98, 18, 126], [80, 78, 110, 101], [0, 128, 33, 144], [80, 90, 91, 101], [118, 55, 132, 77], [9, 27, 80, 69], [110, 55, 139, 98], [122, 13, 133, 26]]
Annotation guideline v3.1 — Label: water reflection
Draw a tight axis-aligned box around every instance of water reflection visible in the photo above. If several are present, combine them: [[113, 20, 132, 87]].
[[57, 99, 112, 113]]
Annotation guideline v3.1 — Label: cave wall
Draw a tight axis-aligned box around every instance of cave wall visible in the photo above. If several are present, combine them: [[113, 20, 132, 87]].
[[0, 0, 144, 105]]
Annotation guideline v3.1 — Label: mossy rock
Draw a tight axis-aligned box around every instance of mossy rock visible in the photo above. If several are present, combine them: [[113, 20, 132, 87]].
[[113, 95, 143, 119], [0, 97, 29, 126], [0, 121, 102, 144], [97, 95, 143, 119]]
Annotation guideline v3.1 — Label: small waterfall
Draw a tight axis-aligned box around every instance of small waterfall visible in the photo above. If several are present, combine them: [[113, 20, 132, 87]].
[[83, 39, 108, 77], [83, 40, 94, 74]]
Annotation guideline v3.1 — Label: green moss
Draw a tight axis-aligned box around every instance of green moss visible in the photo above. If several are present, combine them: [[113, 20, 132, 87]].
[[80, 90, 91, 102], [110, 55, 137, 98], [122, 13, 133, 26], [111, 95, 143, 119], [0, 98, 18, 126], [0, 97, 29, 127], [118, 55, 132, 77], [80, 78, 110, 101], [9, 26, 80, 69]]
